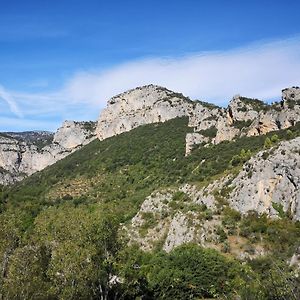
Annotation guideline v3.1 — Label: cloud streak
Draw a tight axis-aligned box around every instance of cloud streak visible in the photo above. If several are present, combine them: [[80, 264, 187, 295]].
[[1, 37, 300, 131], [64, 38, 300, 106], [0, 85, 23, 118]]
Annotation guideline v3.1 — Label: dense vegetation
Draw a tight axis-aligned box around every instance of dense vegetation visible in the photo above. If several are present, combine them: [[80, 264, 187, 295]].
[[1, 117, 300, 299]]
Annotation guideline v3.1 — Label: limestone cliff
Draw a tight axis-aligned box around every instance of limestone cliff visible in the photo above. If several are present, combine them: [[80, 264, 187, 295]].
[[2, 84, 300, 190], [189, 87, 300, 149], [229, 137, 300, 220], [95, 85, 300, 156], [0, 121, 96, 185], [96, 84, 193, 140]]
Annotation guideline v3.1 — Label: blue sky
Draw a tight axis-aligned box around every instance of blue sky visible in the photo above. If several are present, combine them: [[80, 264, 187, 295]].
[[1, 0, 300, 131]]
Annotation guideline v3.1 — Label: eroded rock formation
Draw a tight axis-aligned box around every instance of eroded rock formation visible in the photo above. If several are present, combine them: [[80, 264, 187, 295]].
[[0, 121, 96, 185], [95, 85, 300, 155]]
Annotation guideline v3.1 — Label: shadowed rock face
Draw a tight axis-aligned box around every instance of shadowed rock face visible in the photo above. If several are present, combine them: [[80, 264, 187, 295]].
[[0, 121, 96, 185]]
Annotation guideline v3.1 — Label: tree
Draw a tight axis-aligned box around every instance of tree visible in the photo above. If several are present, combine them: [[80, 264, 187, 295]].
[[1, 245, 51, 300], [116, 245, 153, 299], [147, 244, 236, 299], [32, 203, 121, 300], [0, 209, 32, 299], [270, 134, 279, 143]]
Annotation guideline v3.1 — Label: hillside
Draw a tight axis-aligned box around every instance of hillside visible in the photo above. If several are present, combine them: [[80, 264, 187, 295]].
[[1, 115, 300, 299], [1, 85, 299, 187]]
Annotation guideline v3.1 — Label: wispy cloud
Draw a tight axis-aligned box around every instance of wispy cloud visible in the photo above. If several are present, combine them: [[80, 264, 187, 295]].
[[64, 38, 300, 106], [0, 85, 23, 118], [0, 116, 58, 132], [1, 37, 300, 131]]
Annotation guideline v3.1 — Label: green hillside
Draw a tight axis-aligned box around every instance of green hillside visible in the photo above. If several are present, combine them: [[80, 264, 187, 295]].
[[1, 117, 300, 299]]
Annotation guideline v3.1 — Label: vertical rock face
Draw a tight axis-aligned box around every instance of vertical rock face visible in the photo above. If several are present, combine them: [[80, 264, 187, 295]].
[[95, 85, 300, 155], [53, 121, 96, 150], [282, 86, 300, 105], [185, 133, 209, 155], [228, 95, 260, 122], [187, 102, 221, 131], [0, 121, 97, 185], [187, 87, 300, 152], [96, 85, 193, 140], [228, 137, 300, 220]]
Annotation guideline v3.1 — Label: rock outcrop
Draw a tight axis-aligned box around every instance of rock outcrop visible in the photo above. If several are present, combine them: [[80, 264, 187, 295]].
[[0, 121, 96, 185], [127, 188, 219, 253], [282, 86, 300, 105], [95, 85, 300, 156], [228, 137, 300, 220], [127, 135, 300, 253], [185, 133, 209, 155], [290, 246, 300, 269], [189, 89, 300, 149], [96, 85, 193, 140]]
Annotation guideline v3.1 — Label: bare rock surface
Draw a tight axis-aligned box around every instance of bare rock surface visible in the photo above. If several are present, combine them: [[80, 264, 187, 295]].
[[96, 84, 193, 140], [229, 137, 300, 220], [0, 121, 96, 185], [96, 85, 300, 156]]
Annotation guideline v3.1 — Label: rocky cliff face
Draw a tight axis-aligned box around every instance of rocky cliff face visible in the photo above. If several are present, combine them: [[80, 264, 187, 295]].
[[2, 84, 299, 190], [0, 121, 96, 185], [229, 137, 300, 220], [96, 84, 193, 140], [96, 85, 300, 155], [188, 88, 300, 150]]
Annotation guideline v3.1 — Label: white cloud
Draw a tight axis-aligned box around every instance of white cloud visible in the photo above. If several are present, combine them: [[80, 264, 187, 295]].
[[64, 38, 300, 106], [1, 37, 300, 131]]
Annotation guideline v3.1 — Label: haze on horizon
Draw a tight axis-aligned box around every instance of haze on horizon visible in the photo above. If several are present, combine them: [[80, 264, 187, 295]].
[[1, 0, 300, 132]]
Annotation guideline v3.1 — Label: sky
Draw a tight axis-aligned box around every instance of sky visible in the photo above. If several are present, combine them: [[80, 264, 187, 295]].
[[1, 0, 300, 132]]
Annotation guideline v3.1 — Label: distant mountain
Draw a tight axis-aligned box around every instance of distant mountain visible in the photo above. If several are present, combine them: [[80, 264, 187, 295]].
[[2, 131, 54, 148]]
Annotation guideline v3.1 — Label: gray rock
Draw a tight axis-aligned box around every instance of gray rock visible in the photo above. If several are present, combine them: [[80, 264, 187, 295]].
[[290, 246, 300, 268], [185, 133, 209, 155], [282, 86, 300, 106], [0, 121, 96, 185], [96, 85, 193, 140], [229, 137, 300, 220], [163, 212, 197, 252]]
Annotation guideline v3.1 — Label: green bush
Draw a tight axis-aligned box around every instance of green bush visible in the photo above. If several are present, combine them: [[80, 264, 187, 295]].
[[147, 244, 236, 299]]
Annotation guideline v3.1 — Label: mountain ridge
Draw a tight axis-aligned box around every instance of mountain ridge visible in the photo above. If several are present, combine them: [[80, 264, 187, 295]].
[[1, 85, 299, 185]]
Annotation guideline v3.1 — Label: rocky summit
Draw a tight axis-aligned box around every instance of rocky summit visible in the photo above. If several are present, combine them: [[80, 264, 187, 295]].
[[96, 84, 193, 140]]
